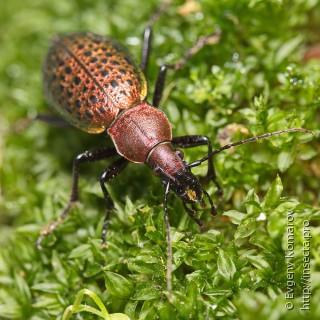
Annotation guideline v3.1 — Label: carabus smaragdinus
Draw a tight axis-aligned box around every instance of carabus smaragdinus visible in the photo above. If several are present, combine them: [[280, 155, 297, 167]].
[[38, 4, 313, 293]]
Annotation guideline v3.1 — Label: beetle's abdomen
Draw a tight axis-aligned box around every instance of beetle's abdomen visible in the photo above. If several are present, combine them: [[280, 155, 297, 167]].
[[108, 101, 172, 163], [43, 32, 147, 133]]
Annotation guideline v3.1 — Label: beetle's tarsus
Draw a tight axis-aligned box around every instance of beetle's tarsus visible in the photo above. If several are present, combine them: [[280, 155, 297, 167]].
[[101, 242, 108, 249], [200, 198, 206, 208], [36, 236, 44, 250], [36, 215, 66, 250], [196, 218, 204, 227], [101, 209, 112, 247]]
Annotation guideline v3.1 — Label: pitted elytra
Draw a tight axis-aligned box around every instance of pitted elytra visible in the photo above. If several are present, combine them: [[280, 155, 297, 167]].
[[43, 32, 147, 134]]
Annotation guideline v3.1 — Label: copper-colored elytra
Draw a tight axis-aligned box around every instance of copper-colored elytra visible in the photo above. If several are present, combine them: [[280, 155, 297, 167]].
[[43, 32, 147, 134]]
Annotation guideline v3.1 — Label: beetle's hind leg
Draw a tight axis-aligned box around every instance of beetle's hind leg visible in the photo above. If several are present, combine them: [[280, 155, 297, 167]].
[[172, 135, 222, 197], [100, 157, 128, 246], [36, 147, 119, 249]]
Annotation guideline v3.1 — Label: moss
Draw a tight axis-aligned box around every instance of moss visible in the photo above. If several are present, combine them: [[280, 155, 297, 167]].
[[0, 0, 319, 319]]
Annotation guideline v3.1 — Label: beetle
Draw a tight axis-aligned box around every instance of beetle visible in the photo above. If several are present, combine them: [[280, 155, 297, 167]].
[[38, 27, 224, 248], [38, 4, 312, 293]]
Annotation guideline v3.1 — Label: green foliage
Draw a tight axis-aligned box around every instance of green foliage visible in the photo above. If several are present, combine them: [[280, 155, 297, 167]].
[[62, 289, 130, 320], [0, 0, 319, 319]]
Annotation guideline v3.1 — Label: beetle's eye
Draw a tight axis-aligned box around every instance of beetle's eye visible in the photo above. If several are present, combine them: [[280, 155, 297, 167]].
[[175, 149, 184, 159], [153, 166, 163, 176]]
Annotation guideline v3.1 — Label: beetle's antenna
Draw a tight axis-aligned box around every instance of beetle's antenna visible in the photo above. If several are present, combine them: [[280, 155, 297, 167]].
[[141, 0, 172, 72], [187, 128, 314, 168], [163, 180, 173, 299], [149, 0, 172, 26]]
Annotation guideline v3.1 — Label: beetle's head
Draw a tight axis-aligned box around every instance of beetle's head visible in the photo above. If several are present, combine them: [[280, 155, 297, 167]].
[[150, 151, 216, 223], [146, 143, 214, 216]]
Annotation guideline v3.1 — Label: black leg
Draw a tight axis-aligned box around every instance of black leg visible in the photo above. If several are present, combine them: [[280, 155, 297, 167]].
[[152, 30, 221, 107], [36, 147, 119, 249], [140, 0, 172, 73], [100, 157, 128, 246], [171, 135, 222, 196], [36, 114, 71, 127]]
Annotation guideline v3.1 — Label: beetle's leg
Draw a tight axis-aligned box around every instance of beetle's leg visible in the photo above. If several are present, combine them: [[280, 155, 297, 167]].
[[14, 114, 70, 133], [163, 181, 173, 296], [36, 114, 71, 127], [36, 147, 119, 249], [152, 29, 221, 107], [140, 0, 172, 73], [171, 135, 222, 196], [100, 157, 128, 246]]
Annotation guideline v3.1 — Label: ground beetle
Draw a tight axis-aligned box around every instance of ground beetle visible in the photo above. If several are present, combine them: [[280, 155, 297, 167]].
[[38, 2, 313, 293]]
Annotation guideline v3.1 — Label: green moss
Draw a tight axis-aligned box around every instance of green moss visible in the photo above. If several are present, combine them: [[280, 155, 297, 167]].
[[0, 0, 319, 319]]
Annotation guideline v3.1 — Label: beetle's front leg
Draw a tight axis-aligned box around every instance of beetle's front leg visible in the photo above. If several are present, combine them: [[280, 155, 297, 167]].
[[36, 147, 119, 249], [171, 135, 222, 196], [100, 157, 128, 246]]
